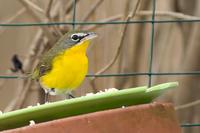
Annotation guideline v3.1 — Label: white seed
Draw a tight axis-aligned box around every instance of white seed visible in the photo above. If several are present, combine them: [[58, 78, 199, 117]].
[[29, 120, 36, 126], [86, 93, 94, 96], [122, 106, 125, 108]]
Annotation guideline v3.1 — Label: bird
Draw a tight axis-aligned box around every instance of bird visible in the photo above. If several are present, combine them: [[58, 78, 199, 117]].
[[31, 31, 97, 102]]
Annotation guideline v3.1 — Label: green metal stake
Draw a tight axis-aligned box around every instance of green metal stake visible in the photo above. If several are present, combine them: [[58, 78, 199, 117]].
[[148, 0, 156, 87], [72, 0, 77, 30]]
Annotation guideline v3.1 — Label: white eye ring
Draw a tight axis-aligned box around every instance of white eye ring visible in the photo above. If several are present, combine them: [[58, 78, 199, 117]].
[[71, 34, 79, 41]]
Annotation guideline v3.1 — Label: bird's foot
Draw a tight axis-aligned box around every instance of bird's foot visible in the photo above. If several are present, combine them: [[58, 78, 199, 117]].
[[66, 92, 75, 99]]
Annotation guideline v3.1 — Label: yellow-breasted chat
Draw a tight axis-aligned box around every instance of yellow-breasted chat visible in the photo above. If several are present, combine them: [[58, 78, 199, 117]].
[[31, 31, 97, 102]]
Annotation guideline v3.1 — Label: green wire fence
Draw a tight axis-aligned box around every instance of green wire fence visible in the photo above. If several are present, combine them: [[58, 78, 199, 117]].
[[0, 0, 199, 128]]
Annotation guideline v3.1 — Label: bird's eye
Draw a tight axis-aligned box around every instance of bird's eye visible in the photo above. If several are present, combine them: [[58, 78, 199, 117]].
[[71, 34, 79, 41]]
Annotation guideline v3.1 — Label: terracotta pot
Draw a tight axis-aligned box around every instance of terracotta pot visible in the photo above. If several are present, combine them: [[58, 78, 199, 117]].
[[1, 102, 181, 133]]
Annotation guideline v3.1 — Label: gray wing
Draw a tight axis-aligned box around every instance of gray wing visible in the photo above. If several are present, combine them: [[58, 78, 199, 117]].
[[31, 49, 58, 80], [31, 59, 52, 80], [31, 33, 72, 80]]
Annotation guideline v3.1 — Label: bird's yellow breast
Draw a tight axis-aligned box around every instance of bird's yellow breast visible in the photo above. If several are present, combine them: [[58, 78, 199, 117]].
[[40, 40, 90, 94]]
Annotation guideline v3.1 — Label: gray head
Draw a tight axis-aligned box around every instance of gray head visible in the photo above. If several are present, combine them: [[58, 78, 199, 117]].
[[57, 31, 97, 49]]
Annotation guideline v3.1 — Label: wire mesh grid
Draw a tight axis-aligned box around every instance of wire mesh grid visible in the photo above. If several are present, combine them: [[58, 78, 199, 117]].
[[0, 0, 199, 128]]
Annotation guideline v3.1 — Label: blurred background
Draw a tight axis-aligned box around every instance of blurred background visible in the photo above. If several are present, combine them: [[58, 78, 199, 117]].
[[0, 0, 199, 132]]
